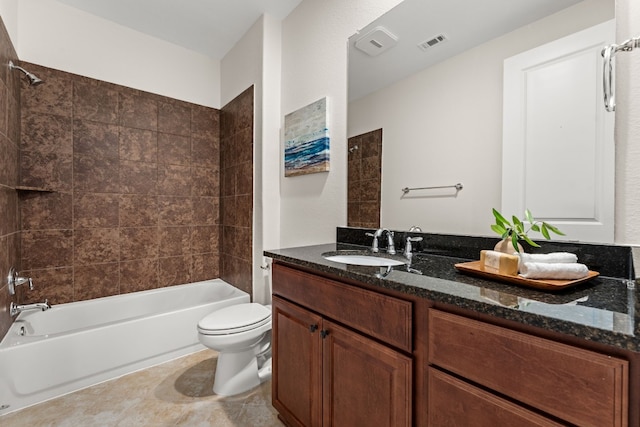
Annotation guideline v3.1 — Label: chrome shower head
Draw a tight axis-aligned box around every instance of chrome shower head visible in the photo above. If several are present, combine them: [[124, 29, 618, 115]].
[[8, 61, 44, 86]]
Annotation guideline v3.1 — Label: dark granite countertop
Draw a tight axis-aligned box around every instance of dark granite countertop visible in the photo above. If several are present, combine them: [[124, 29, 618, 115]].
[[265, 242, 640, 352]]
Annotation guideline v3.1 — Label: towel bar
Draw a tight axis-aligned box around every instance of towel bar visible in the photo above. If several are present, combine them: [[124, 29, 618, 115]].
[[401, 183, 463, 194], [602, 35, 640, 112]]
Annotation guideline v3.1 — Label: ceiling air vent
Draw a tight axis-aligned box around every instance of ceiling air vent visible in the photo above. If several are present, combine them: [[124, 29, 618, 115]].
[[418, 34, 447, 52], [354, 26, 398, 57]]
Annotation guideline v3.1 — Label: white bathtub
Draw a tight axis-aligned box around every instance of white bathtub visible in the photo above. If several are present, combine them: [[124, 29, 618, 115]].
[[0, 279, 249, 415]]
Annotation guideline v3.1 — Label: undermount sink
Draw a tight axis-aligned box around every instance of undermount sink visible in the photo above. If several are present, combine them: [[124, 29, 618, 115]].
[[322, 253, 406, 267]]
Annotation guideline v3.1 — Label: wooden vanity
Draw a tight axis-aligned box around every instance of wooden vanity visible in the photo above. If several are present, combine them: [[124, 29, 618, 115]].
[[272, 263, 413, 426], [270, 261, 638, 427]]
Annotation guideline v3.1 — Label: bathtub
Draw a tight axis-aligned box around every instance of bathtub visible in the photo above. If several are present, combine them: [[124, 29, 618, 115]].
[[0, 279, 249, 415]]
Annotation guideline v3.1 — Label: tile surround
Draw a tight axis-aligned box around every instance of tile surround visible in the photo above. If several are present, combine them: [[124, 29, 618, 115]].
[[0, 13, 254, 340], [0, 13, 20, 339], [220, 87, 254, 297], [17, 62, 223, 307], [348, 129, 382, 228]]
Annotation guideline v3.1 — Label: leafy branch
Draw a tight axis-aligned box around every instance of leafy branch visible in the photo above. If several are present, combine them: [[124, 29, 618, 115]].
[[491, 208, 565, 252]]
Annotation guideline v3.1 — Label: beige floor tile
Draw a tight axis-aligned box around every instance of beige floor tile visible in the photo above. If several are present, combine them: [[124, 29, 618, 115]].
[[174, 400, 245, 426], [0, 350, 282, 427], [238, 404, 284, 427]]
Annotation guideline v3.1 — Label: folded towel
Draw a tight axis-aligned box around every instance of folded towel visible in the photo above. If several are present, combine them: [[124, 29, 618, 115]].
[[519, 262, 589, 280], [516, 252, 578, 264]]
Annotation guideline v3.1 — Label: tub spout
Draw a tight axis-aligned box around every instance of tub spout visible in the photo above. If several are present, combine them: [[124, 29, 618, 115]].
[[10, 299, 51, 316]]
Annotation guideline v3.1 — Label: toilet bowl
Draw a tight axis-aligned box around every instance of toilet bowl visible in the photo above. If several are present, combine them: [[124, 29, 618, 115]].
[[197, 303, 272, 396]]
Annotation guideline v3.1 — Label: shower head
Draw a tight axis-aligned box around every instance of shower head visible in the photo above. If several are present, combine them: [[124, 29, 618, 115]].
[[8, 61, 44, 86]]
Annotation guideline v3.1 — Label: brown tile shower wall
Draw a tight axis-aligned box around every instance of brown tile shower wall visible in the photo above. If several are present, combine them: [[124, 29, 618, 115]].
[[220, 86, 253, 297], [348, 129, 382, 228], [18, 63, 222, 305], [0, 17, 21, 339]]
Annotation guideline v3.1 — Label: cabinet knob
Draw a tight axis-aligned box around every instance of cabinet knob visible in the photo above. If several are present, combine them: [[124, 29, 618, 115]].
[[309, 324, 318, 333], [320, 330, 329, 339]]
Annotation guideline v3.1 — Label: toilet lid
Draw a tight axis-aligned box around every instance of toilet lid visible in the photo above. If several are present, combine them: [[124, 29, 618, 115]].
[[198, 303, 271, 334]]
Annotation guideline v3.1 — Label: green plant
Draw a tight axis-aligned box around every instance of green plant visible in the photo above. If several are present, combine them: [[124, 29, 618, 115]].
[[491, 208, 565, 252]]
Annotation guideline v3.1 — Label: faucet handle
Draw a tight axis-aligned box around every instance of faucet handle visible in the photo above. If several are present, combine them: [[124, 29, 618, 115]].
[[365, 231, 380, 253], [404, 236, 423, 258], [7, 268, 34, 295], [386, 231, 396, 255], [7, 268, 15, 295]]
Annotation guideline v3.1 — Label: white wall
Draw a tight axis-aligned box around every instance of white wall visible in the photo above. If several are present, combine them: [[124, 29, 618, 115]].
[[260, 15, 283, 300], [279, 0, 403, 248], [0, 0, 18, 45], [220, 14, 283, 304], [220, 16, 263, 302], [16, 0, 220, 108], [348, 0, 613, 237], [615, 0, 640, 246]]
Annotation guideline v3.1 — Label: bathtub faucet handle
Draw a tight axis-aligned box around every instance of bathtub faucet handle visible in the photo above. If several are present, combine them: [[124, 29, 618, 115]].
[[7, 267, 34, 295]]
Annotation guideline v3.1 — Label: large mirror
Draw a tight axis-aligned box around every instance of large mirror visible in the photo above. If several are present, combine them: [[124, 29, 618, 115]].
[[347, 0, 615, 241]]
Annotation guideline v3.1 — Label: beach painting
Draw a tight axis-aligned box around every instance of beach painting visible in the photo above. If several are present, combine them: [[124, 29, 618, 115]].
[[284, 97, 330, 177]]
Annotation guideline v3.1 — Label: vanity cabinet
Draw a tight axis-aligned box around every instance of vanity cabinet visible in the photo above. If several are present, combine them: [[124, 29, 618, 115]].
[[272, 263, 412, 427], [428, 309, 629, 427], [270, 261, 634, 427]]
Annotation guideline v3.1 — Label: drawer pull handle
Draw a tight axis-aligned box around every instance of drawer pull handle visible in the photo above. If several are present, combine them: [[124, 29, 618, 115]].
[[309, 324, 318, 333], [320, 330, 329, 339]]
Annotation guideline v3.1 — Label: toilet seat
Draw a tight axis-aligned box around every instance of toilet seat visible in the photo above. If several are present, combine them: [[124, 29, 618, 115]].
[[198, 303, 271, 336]]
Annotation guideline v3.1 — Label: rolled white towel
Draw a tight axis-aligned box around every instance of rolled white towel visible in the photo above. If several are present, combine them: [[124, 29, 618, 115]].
[[519, 262, 589, 280], [516, 252, 578, 264]]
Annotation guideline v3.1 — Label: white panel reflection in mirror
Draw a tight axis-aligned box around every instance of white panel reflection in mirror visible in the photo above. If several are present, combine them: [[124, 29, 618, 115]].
[[502, 20, 615, 243], [347, 0, 615, 242]]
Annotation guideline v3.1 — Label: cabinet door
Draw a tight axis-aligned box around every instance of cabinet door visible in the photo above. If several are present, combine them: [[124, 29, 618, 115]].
[[429, 309, 628, 427], [428, 368, 563, 427], [273, 296, 323, 427], [322, 320, 412, 427]]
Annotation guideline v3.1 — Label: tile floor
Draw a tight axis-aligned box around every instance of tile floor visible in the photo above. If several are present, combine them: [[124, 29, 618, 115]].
[[0, 350, 284, 426]]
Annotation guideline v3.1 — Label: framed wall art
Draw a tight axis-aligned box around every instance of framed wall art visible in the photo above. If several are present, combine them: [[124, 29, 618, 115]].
[[284, 97, 330, 177]]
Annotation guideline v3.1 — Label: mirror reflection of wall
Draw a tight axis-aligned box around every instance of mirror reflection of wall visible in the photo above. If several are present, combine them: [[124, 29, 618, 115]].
[[347, 129, 383, 228], [347, 0, 614, 241]]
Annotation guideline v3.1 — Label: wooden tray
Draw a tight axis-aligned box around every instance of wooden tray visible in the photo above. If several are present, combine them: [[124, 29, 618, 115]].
[[454, 260, 599, 291]]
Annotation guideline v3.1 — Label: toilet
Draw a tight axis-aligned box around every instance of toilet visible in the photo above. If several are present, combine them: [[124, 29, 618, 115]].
[[197, 303, 272, 396]]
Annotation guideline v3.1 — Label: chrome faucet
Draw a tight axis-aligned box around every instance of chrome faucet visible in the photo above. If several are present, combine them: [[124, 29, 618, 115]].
[[10, 300, 51, 316], [365, 228, 396, 254]]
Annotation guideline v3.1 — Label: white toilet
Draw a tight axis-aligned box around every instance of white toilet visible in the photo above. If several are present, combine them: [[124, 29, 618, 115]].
[[197, 303, 272, 396]]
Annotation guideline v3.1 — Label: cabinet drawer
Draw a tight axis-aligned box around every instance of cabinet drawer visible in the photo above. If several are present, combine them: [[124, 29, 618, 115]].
[[428, 309, 628, 427], [272, 263, 412, 352], [428, 368, 562, 427]]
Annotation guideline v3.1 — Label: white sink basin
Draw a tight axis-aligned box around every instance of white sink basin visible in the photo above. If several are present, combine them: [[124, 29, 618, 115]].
[[323, 254, 406, 267]]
